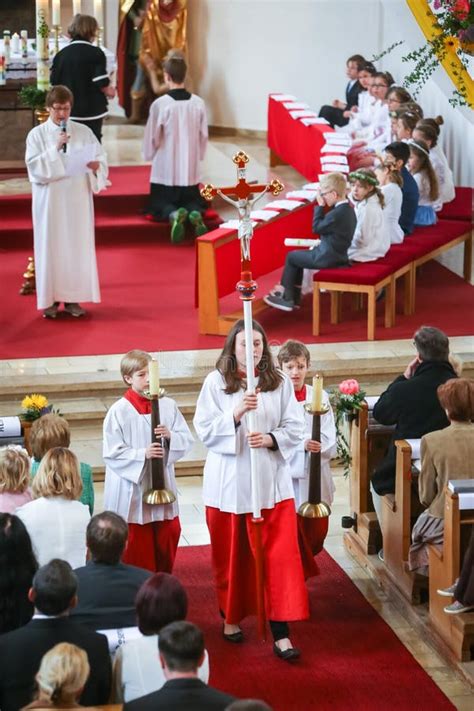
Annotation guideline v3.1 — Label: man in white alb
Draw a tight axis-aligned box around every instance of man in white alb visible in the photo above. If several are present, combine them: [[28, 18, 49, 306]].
[[25, 85, 108, 319], [143, 53, 208, 243]]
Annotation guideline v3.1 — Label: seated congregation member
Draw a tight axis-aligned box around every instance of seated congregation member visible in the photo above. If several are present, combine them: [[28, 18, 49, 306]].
[[337, 61, 377, 135], [30, 413, 94, 514], [439, 525, 474, 615], [143, 54, 208, 242], [193, 320, 307, 661], [16, 448, 90, 568], [103, 349, 194, 573], [113, 573, 209, 703], [50, 14, 115, 143], [0, 514, 38, 635], [70, 511, 151, 631], [319, 53, 365, 127], [0, 445, 32, 513], [263, 172, 356, 312], [384, 141, 419, 235], [124, 621, 235, 711], [21, 643, 92, 711], [409, 379, 474, 574], [370, 326, 457, 526], [412, 117, 455, 208], [392, 105, 423, 142], [347, 71, 394, 169], [374, 161, 404, 244], [347, 169, 389, 262], [0, 559, 111, 711], [277, 340, 336, 510], [408, 139, 439, 226]]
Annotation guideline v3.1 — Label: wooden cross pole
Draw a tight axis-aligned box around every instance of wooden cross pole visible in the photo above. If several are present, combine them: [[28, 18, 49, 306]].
[[201, 152, 284, 640]]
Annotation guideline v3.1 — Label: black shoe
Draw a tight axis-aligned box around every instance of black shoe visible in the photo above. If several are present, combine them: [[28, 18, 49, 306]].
[[273, 643, 301, 661], [223, 625, 244, 643]]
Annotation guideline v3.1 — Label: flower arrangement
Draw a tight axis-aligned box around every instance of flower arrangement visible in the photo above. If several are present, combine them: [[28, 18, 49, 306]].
[[330, 379, 366, 477], [375, 0, 474, 108], [20, 394, 58, 422]]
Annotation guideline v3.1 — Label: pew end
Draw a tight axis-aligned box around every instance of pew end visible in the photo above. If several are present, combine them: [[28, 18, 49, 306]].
[[429, 489, 474, 662]]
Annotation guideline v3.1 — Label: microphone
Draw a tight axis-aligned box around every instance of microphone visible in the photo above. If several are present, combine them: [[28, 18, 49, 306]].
[[60, 120, 67, 153]]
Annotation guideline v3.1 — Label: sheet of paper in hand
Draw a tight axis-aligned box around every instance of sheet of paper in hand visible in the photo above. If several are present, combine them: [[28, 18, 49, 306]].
[[65, 143, 97, 178]]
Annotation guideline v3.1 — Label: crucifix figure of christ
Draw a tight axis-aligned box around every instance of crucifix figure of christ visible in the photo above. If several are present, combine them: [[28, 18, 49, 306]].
[[201, 151, 284, 639]]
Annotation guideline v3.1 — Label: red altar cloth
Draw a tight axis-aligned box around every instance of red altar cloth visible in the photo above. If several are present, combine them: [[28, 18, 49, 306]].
[[267, 95, 334, 181]]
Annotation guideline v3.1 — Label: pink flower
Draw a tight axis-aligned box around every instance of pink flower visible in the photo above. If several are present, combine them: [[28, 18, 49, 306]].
[[339, 379, 360, 395], [451, 0, 470, 21]]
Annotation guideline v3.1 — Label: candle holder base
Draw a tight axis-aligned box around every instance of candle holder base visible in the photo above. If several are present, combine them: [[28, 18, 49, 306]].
[[298, 501, 331, 519], [142, 488, 176, 505], [304, 405, 330, 416]]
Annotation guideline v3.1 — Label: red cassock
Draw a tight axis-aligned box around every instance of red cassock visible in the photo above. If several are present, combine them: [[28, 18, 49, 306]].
[[206, 499, 309, 624], [123, 518, 181, 573]]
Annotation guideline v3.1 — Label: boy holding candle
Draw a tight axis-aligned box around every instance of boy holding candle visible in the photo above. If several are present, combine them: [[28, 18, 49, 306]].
[[277, 341, 336, 576], [103, 349, 194, 572]]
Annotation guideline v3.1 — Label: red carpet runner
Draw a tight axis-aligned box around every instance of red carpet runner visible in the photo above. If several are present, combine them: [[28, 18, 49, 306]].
[[174, 545, 454, 711]]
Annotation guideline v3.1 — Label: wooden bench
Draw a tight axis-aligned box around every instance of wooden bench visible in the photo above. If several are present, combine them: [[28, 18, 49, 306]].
[[429, 488, 474, 662], [380, 439, 426, 604], [343, 400, 393, 556], [312, 217, 473, 341]]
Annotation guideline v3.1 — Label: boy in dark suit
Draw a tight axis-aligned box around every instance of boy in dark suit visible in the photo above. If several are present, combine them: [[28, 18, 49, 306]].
[[124, 621, 236, 710], [319, 54, 365, 127], [0, 559, 111, 711], [264, 172, 356, 312]]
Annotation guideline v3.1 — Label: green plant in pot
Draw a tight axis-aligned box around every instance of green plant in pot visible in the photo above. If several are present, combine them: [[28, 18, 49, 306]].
[[18, 85, 49, 124]]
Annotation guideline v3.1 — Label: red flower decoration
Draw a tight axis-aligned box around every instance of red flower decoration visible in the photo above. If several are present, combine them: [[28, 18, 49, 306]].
[[451, 0, 470, 21], [339, 379, 360, 395]]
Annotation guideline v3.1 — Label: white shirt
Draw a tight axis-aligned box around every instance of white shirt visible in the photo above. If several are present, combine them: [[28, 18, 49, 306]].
[[112, 634, 210, 703], [348, 193, 390, 262], [103, 396, 194, 524], [25, 118, 107, 309], [288, 386, 337, 508], [381, 182, 404, 245], [193, 370, 305, 514], [430, 144, 455, 208], [16, 496, 90, 568], [143, 93, 208, 186]]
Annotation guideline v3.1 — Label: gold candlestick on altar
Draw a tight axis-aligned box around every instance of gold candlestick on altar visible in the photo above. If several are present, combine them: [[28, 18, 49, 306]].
[[52, 26, 61, 55]]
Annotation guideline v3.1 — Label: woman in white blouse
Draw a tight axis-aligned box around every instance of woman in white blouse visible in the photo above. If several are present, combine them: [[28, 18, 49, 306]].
[[375, 162, 404, 245], [16, 447, 89, 568], [112, 573, 209, 703]]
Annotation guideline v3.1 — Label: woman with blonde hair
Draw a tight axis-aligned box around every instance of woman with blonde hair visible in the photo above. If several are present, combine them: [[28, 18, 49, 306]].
[[0, 446, 32, 513], [16, 448, 90, 568], [22, 643, 92, 710]]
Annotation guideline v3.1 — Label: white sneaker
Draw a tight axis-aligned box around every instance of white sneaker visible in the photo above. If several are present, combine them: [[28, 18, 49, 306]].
[[437, 581, 458, 597]]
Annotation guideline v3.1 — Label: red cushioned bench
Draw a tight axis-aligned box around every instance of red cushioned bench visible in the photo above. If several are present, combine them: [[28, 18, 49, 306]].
[[312, 214, 472, 340]]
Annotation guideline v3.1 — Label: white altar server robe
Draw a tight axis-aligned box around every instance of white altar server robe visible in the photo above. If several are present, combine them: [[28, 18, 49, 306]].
[[381, 182, 404, 245], [288, 386, 337, 509], [103, 397, 194, 523], [193, 370, 305, 515], [25, 118, 107, 309], [143, 93, 208, 186], [16, 496, 90, 568], [348, 193, 390, 262]]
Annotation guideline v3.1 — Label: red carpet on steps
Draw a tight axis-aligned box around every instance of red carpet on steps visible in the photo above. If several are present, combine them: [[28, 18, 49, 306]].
[[173, 545, 454, 711]]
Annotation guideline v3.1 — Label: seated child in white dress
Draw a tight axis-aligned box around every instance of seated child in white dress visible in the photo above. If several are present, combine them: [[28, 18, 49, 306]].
[[348, 169, 390, 261], [407, 139, 439, 226], [375, 162, 404, 245], [412, 117, 455, 209]]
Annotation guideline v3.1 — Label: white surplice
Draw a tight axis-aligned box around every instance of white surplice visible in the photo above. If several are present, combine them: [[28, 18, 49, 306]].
[[381, 182, 404, 245], [25, 118, 108, 309], [288, 386, 337, 509], [143, 93, 208, 185], [193, 370, 305, 514], [103, 397, 194, 524]]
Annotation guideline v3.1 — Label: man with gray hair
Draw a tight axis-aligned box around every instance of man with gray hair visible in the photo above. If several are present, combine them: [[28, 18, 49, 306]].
[[0, 559, 111, 711], [370, 326, 457, 523]]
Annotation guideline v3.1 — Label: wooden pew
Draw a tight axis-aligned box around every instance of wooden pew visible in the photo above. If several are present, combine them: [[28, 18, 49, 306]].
[[381, 439, 426, 604], [343, 400, 393, 557], [429, 488, 474, 662]]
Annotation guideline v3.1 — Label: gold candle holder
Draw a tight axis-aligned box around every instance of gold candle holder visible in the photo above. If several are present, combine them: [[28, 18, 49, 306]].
[[142, 387, 177, 506], [53, 25, 61, 55], [298, 405, 331, 519]]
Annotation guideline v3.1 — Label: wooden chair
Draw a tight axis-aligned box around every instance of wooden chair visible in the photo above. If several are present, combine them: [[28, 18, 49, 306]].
[[381, 439, 426, 604], [343, 401, 393, 557], [429, 488, 474, 662]]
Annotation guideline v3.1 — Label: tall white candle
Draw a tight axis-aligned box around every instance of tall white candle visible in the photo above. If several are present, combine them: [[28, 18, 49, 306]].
[[11, 32, 20, 54], [312, 374, 323, 412], [35, 1, 49, 90], [52, 0, 61, 26], [148, 359, 160, 396], [73, 0, 82, 16], [3, 32, 10, 65], [94, 0, 104, 26], [20, 30, 28, 59]]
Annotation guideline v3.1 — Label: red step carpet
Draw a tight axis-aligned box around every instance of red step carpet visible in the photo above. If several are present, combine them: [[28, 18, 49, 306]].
[[1, 165, 472, 359], [174, 545, 454, 711]]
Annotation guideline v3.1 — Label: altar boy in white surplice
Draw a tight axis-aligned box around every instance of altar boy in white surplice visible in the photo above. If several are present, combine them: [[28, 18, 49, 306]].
[[25, 85, 108, 319], [103, 350, 194, 573]]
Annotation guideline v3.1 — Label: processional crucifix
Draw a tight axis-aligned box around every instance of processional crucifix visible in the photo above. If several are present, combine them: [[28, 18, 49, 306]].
[[201, 152, 283, 639]]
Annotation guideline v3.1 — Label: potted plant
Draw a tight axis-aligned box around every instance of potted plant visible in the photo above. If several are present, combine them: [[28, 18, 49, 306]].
[[18, 393, 60, 454], [18, 85, 49, 124]]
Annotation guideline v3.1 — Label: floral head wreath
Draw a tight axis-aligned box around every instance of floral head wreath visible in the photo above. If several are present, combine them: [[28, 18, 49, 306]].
[[349, 171, 379, 186], [407, 139, 430, 157]]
